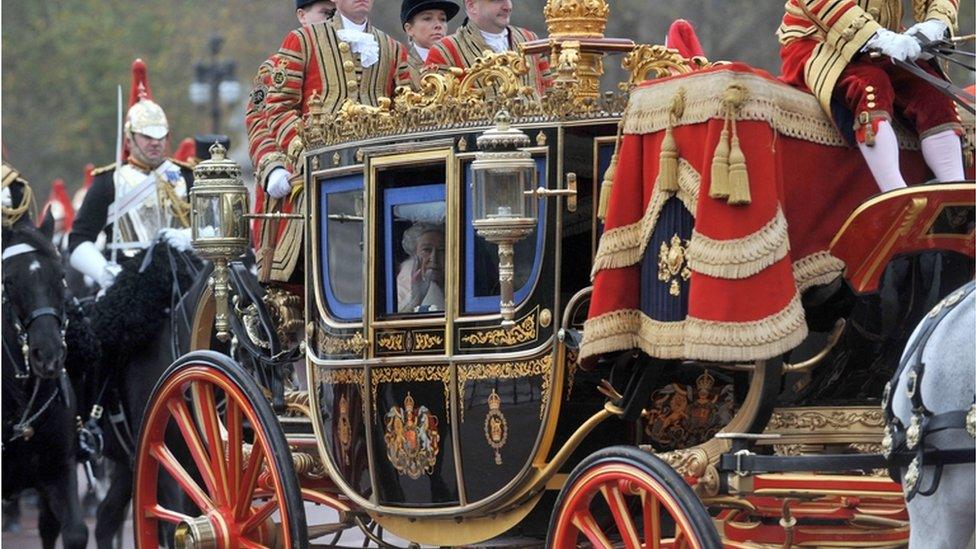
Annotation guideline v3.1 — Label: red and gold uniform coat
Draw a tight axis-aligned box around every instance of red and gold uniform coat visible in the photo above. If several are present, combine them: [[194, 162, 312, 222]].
[[426, 23, 551, 95], [777, 0, 958, 117], [257, 18, 410, 282], [245, 57, 287, 254], [266, 18, 411, 165]]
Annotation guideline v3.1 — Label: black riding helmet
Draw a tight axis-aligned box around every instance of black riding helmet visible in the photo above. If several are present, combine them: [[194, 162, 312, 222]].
[[400, 0, 460, 28]]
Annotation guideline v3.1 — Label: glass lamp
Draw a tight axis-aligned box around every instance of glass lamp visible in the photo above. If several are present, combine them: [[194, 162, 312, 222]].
[[471, 110, 538, 327], [190, 142, 250, 341]]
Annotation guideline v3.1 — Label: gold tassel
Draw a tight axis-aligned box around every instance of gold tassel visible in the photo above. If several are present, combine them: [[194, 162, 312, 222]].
[[657, 124, 680, 192], [727, 131, 751, 205], [709, 120, 730, 199], [597, 150, 618, 220], [598, 107, 627, 221], [657, 88, 685, 193]]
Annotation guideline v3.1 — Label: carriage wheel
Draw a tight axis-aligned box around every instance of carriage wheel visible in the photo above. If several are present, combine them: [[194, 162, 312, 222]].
[[134, 351, 308, 549], [548, 446, 720, 549]]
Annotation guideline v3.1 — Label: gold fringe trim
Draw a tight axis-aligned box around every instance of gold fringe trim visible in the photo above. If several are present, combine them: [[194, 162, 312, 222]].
[[591, 159, 699, 277], [580, 292, 808, 363], [793, 251, 846, 293], [624, 70, 968, 150], [686, 206, 790, 280]]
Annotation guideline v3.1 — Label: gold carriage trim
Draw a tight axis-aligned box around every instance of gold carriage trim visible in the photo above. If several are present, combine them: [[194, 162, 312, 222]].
[[458, 307, 538, 348], [456, 355, 552, 422], [686, 206, 790, 280], [371, 365, 451, 420], [623, 70, 929, 150], [792, 250, 846, 293], [591, 158, 699, 276], [579, 292, 807, 362]]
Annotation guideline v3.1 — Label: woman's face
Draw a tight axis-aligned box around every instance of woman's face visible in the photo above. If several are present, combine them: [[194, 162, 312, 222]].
[[415, 229, 445, 286], [405, 9, 448, 50]]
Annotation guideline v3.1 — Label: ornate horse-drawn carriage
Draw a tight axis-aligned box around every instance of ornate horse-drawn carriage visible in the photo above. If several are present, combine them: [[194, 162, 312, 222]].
[[132, 2, 976, 547]]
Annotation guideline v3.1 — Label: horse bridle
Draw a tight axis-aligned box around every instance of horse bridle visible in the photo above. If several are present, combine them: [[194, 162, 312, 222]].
[[882, 281, 976, 501], [1, 242, 68, 378]]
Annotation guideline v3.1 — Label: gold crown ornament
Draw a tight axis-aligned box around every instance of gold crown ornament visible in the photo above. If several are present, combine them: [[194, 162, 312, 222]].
[[543, 0, 610, 39]]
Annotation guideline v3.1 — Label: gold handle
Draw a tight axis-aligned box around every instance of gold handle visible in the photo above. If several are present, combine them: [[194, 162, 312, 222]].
[[524, 172, 578, 212]]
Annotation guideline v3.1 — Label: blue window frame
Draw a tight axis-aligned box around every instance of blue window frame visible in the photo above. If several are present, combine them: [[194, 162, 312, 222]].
[[319, 175, 364, 321], [464, 157, 547, 313], [383, 183, 446, 315]]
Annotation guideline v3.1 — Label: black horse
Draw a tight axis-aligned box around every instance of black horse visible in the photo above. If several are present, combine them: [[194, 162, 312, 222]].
[[85, 236, 204, 548], [2, 197, 88, 548]]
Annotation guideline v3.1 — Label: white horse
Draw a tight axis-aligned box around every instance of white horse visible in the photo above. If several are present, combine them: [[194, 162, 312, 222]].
[[890, 281, 976, 549]]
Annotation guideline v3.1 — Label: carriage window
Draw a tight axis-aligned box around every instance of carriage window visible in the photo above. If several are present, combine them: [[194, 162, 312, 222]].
[[376, 164, 446, 317], [321, 176, 364, 320], [464, 157, 547, 313]]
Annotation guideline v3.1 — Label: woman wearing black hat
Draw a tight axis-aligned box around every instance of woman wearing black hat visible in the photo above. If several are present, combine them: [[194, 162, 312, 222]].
[[401, 0, 459, 85]]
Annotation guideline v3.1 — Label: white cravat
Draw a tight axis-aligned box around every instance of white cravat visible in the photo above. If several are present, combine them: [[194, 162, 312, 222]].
[[413, 43, 430, 61], [479, 27, 510, 53], [337, 14, 379, 68]]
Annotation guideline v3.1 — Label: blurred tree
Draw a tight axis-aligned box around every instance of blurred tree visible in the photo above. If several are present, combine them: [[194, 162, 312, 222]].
[[3, 0, 972, 200]]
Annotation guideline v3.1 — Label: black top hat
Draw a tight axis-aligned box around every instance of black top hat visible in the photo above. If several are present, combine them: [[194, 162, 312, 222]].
[[296, 0, 332, 10], [400, 0, 460, 27], [194, 134, 231, 162]]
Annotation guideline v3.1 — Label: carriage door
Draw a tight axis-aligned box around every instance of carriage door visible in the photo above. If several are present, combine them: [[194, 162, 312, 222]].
[[366, 149, 461, 506]]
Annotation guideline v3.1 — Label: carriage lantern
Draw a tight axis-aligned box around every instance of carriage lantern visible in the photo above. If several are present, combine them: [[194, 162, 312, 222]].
[[471, 110, 538, 328], [189, 141, 250, 342]]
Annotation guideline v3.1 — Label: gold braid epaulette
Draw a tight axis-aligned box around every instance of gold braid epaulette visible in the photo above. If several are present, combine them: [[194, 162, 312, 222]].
[[91, 163, 116, 176]]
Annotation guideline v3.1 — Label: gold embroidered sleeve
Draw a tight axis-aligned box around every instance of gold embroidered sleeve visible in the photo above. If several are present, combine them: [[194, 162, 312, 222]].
[[822, 6, 882, 62], [925, 0, 958, 29]]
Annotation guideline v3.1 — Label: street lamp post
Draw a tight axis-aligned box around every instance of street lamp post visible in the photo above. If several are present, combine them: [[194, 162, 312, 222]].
[[188, 35, 241, 134]]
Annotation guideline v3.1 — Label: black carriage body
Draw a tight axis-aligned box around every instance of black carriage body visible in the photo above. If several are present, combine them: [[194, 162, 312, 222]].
[[303, 119, 640, 517]]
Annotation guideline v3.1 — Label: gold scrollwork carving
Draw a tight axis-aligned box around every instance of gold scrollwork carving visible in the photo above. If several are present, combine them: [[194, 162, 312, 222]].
[[412, 332, 444, 351], [302, 50, 627, 149], [622, 44, 711, 90], [317, 330, 368, 356], [317, 367, 366, 392], [457, 356, 552, 422], [377, 332, 406, 353], [767, 408, 886, 432], [653, 446, 719, 497], [459, 308, 538, 348], [371, 366, 451, 420]]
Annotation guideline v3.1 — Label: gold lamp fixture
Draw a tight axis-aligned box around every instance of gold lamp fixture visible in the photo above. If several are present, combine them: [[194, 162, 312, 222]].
[[471, 111, 539, 328], [189, 142, 250, 342]]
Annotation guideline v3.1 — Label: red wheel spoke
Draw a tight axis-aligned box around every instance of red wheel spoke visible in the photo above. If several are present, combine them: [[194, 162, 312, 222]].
[[571, 509, 614, 549], [642, 489, 661, 549], [144, 504, 192, 525], [149, 442, 215, 513], [236, 439, 266, 520], [239, 539, 269, 549], [673, 528, 688, 549], [192, 381, 231, 505], [601, 482, 640, 549], [241, 499, 279, 534], [225, 396, 243, 506], [166, 396, 223, 506]]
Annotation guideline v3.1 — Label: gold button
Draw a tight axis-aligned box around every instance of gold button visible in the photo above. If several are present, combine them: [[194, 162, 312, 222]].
[[867, 93, 876, 101], [347, 80, 358, 91], [867, 102, 877, 108], [339, 42, 350, 53], [343, 60, 355, 72], [865, 85, 875, 93], [842, 28, 854, 40], [868, 7, 880, 17]]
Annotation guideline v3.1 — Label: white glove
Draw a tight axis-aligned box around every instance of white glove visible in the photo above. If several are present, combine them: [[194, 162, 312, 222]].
[[865, 28, 922, 62], [158, 227, 193, 252], [70, 241, 117, 289], [906, 19, 948, 43], [267, 167, 293, 199]]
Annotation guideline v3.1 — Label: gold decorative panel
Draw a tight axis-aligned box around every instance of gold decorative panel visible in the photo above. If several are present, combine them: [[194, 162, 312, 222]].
[[459, 307, 539, 350], [457, 355, 552, 422], [371, 365, 451, 420]]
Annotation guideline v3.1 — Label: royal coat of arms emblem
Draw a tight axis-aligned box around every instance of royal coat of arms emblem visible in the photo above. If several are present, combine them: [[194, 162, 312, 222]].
[[383, 392, 441, 479], [484, 389, 508, 465]]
